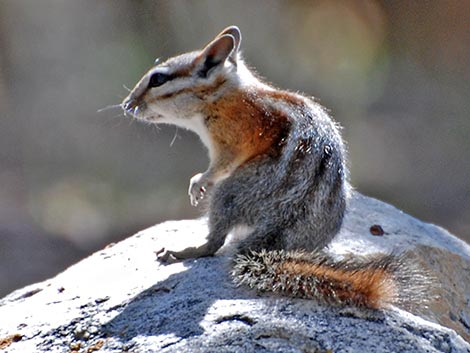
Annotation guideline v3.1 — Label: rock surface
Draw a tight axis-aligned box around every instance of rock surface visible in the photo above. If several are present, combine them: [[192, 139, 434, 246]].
[[0, 193, 469, 352]]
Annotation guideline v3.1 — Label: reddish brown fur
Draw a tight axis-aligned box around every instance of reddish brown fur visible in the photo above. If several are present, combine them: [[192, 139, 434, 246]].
[[202, 88, 293, 169], [262, 89, 308, 107], [278, 260, 398, 309], [172, 65, 196, 78]]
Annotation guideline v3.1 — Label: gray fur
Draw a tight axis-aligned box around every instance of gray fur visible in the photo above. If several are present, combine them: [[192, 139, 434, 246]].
[[159, 97, 348, 262], [211, 103, 346, 255]]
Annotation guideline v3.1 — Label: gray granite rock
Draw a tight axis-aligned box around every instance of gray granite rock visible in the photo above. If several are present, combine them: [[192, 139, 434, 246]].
[[0, 193, 469, 352]]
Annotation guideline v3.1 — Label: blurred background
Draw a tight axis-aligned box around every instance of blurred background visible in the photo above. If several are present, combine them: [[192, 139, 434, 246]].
[[0, 0, 469, 297]]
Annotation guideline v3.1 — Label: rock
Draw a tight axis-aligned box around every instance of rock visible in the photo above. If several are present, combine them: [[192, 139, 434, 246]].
[[0, 192, 469, 352]]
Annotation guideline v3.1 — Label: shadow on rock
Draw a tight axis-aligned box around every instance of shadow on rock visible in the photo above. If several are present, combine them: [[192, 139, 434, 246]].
[[101, 255, 247, 344]]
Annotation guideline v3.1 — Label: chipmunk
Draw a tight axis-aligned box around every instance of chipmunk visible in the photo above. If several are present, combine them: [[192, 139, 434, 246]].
[[121, 26, 428, 310]]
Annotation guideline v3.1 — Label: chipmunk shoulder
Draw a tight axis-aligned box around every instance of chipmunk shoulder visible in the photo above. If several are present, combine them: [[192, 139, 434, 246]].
[[122, 26, 428, 310]]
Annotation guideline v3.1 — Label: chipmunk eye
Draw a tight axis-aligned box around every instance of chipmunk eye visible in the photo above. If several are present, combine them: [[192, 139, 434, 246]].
[[148, 72, 170, 88]]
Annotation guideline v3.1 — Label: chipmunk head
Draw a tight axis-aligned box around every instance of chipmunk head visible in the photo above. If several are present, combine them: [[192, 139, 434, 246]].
[[121, 26, 244, 126]]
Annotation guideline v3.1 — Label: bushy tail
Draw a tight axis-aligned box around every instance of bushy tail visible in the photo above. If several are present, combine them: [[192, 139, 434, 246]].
[[231, 250, 431, 310]]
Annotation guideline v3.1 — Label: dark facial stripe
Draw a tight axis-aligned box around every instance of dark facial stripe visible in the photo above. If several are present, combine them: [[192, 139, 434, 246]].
[[148, 77, 227, 102]]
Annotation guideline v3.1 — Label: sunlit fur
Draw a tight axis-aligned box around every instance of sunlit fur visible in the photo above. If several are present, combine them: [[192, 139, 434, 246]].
[[122, 26, 430, 310], [232, 250, 431, 309]]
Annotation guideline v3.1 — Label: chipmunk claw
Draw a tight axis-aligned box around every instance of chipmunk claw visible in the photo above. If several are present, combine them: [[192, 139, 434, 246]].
[[156, 248, 181, 264], [189, 173, 211, 207]]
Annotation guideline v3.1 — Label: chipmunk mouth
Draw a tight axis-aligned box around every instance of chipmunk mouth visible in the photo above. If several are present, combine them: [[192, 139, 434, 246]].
[[121, 98, 149, 119], [121, 101, 165, 123]]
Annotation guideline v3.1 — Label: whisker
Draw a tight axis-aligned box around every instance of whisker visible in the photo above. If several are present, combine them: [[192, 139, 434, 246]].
[[97, 104, 122, 113], [122, 84, 131, 92], [111, 117, 126, 129], [99, 111, 127, 129], [170, 127, 179, 147], [148, 122, 161, 133], [111, 112, 125, 119]]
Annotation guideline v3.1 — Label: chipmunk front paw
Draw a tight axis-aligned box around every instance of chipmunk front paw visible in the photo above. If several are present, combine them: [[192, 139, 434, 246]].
[[156, 248, 180, 264], [188, 173, 212, 206]]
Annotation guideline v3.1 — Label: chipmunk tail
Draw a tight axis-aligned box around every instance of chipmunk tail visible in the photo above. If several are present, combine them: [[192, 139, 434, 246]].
[[232, 249, 432, 310]]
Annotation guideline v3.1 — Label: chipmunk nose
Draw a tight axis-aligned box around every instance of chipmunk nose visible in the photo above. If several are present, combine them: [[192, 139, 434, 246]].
[[122, 97, 134, 112], [122, 96, 147, 117]]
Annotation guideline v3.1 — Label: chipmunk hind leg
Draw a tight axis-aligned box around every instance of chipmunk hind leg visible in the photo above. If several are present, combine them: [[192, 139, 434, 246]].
[[234, 226, 286, 256], [158, 188, 241, 263], [158, 214, 235, 262]]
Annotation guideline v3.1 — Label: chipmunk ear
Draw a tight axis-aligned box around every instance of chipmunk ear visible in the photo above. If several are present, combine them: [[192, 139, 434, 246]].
[[215, 25, 241, 56], [197, 34, 236, 77]]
